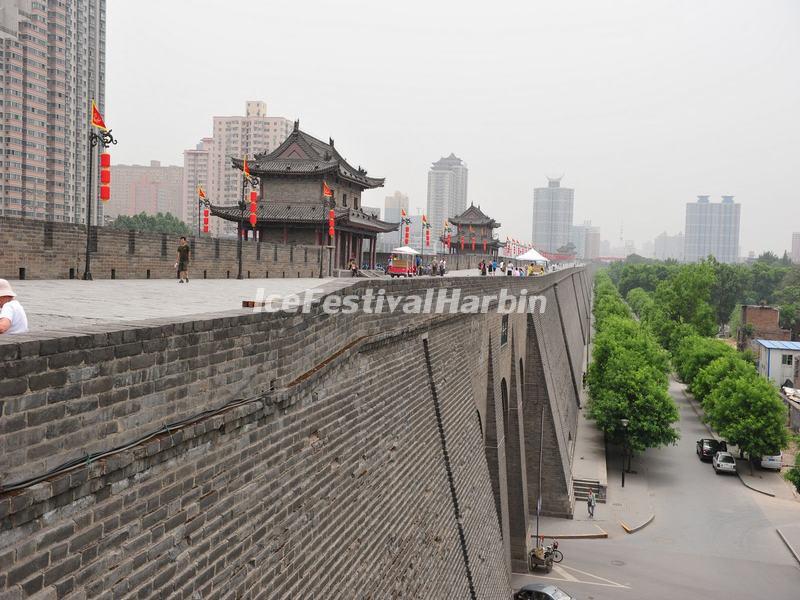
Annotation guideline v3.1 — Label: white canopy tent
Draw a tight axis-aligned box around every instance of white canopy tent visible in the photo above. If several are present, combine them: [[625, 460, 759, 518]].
[[391, 246, 420, 255], [516, 248, 550, 264]]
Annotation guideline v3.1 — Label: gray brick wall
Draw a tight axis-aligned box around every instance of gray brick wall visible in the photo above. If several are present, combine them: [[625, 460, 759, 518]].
[[0, 217, 329, 280], [0, 268, 591, 598]]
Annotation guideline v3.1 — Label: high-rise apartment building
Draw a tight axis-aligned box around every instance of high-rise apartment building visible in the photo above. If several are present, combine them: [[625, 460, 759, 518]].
[[105, 161, 183, 220], [384, 190, 409, 224], [182, 137, 213, 232], [684, 195, 741, 263], [792, 232, 800, 264], [532, 177, 574, 253], [426, 154, 468, 251], [0, 0, 105, 224], [209, 101, 292, 236], [570, 221, 600, 260], [654, 231, 685, 261]]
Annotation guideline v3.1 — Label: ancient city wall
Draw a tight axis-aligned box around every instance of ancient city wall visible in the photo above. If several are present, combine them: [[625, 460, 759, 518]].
[[0, 269, 590, 598], [0, 217, 491, 281]]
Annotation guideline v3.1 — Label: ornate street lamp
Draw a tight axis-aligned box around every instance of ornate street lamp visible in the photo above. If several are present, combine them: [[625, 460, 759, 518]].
[[82, 127, 117, 280], [237, 171, 260, 280]]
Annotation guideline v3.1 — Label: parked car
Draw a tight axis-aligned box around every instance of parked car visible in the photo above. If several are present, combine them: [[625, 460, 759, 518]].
[[696, 438, 727, 461], [515, 583, 576, 600], [760, 451, 783, 470], [712, 451, 737, 474]]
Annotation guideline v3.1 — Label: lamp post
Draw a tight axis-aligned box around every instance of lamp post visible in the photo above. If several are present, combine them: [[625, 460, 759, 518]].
[[237, 172, 260, 280], [620, 418, 629, 487], [82, 128, 117, 280]]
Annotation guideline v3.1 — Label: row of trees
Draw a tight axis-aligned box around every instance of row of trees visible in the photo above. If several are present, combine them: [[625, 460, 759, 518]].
[[618, 261, 790, 467], [586, 273, 680, 455], [608, 255, 800, 335], [672, 335, 789, 463], [109, 212, 191, 236]]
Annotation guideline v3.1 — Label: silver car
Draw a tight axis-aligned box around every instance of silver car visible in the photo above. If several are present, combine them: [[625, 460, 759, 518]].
[[712, 451, 737, 474]]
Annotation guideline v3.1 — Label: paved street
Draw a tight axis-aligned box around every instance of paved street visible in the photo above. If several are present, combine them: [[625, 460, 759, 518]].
[[514, 379, 800, 600]]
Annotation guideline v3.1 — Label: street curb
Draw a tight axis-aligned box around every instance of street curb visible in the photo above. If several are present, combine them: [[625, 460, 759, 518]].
[[541, 525, 608, 540], [682, 388, 778, 499], [776, 528, 800, 567], [736, 473, 776, 497], [620, 514, 654, 534]]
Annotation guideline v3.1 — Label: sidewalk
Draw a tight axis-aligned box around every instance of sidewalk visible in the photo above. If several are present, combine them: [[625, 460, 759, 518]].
[[572, 407, 608, 491]]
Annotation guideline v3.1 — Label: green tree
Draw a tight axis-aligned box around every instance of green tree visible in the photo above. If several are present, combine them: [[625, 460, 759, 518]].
[[704, 374, 788, 468], [672, 335, 735, 385], [587, 347, 679, 453], [747, 262, 789, 304], [625, 287, 654, 320], [691, 355, 756, 405], [785, 452, 800, 493], [651, 264, 718, 349], [709, 260, 750, 327], [110, 212, 191, 236]]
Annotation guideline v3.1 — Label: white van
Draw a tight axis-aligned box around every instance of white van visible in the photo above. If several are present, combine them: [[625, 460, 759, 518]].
[[760, 452, 783, 470]]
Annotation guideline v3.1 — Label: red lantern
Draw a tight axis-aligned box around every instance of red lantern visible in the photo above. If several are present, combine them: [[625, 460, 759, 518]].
[[328, 209, 335, 238], [404, 225, 410, 245], [446, 233, 452, 248], [425, 229, 430, 247], [249, 213, 257, 227], [250, 190, 257, 202], [99, 152, 111, 201], [203, 207, 209, 234]]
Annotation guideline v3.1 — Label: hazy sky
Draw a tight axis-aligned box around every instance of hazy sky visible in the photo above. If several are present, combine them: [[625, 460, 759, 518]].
[[107, 0, 800, 256]]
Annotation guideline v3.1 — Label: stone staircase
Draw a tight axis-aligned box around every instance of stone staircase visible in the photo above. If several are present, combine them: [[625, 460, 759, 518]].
[[572, 478, 606, 503]]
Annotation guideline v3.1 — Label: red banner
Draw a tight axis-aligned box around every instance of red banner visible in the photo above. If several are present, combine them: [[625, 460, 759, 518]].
[[404, 225, 410, 245], [425, 230, 430, 247]]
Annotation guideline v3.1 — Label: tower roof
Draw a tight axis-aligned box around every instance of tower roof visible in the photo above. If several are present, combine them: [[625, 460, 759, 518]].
[[448, 203, 500, 227], [231, 122, 384, 190]]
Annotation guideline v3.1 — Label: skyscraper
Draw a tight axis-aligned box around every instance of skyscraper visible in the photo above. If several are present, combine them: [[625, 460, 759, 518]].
[[792, 232, 800, 264], [654, 232, 685, 261], [426, 154, 468, 250], [570, 221, 601, 260], [684, 195, 741, 263], [106, 161, 184, 220], [532, 177, 574, 253], [209, 101, 293, 236], [0, 0, 106, 224], [183, 138, 213, 232], [384, 190, 409, 224]]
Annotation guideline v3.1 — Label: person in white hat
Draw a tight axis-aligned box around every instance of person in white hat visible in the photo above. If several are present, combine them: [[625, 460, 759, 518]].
[[0, 279, 28, 334]]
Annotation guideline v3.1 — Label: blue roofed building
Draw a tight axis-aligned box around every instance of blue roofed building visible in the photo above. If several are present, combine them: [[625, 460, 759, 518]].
[[755, 340, 800, 388]]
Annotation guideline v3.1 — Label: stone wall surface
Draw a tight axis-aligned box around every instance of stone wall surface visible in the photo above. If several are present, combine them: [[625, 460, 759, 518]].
[[0, 269, 590, 598], [0, 217, 328, 281], [0, 216, 495, 280]]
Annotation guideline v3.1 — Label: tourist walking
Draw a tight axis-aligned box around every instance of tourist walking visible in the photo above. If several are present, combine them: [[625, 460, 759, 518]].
[[176, 236, 191, 283], [349, 258, 359, 277], [0, 279, 29, 335], [587, 490, 596, 518]]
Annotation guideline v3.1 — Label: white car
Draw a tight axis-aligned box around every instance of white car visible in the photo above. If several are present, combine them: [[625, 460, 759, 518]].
[[712, 451, 737, 474], [760, 452, 783, 470]]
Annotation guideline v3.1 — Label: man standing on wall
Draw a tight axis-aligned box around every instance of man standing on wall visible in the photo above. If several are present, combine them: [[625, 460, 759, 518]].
[[176, 237, 191, 283]]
